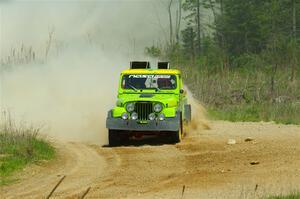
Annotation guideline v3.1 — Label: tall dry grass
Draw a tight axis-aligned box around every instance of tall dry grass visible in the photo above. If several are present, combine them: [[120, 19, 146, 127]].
[[0, 110, 55, 184], [176, 64, 300, 124]]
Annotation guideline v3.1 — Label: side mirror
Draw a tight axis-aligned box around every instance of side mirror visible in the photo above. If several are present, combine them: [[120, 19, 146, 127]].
[[180, 89, 184, 94]]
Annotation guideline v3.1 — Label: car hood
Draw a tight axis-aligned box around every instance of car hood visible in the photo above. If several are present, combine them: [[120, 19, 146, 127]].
[[117, 93, 179, 107]]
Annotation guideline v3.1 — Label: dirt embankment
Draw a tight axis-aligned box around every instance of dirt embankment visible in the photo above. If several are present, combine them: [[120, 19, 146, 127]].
[[1, 120, 300, 199]]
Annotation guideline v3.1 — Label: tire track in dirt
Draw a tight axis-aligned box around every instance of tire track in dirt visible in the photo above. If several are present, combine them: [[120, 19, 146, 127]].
[[87, 122, 300, 199], [1, 143, 108, 199], [87, 144, 186, 198]]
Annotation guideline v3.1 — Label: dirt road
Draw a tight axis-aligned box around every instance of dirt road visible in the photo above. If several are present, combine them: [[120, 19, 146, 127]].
[[1, 121, 300, 199]]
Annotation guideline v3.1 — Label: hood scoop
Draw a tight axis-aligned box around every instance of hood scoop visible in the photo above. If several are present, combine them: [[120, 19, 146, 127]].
[[139, 93, 154, 98]]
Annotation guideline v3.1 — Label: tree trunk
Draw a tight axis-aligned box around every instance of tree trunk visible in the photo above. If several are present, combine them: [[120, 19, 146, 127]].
[[196, 0, 201, 55], [293, 0, 296, 38], [45, 28, 55, 60], [190, 28, 195, 64], [208, 0, 217, 22], [168, 0, 174, 46], [219, 0, 224, 15], [291, 0, 297, 82], [175, 0, 182, 44]]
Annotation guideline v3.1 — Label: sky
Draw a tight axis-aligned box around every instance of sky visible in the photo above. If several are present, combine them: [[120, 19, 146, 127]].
[[0, 0, 172, 60]]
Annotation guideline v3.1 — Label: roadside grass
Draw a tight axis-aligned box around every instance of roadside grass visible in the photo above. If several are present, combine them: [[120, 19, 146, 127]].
[[264, 192, 300, 199], [207, 102, 300, 125], [175, 64, 300, 125], [0, 111, 55, 186]]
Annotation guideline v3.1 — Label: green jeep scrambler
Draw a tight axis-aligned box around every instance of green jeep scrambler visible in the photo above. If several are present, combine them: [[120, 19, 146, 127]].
[[106, 61, 191, 146]]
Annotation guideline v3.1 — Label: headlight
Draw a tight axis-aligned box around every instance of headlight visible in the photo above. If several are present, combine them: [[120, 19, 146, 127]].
[[149, 113, 156, 121], [121, 112, 129, 120], [131, 112, 138, 120], [126, 103, 135, 112], [158, 113, 165, 121], [153, 103, 162, 112]]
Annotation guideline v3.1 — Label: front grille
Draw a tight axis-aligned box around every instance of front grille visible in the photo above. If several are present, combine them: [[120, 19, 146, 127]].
[[135, 102, 153, 121]]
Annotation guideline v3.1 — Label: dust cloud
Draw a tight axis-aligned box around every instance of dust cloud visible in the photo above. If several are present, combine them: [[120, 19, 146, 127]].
[[0, 1, 170, 145], [185, 90, 210, 136], [1, 51, 125, 144]]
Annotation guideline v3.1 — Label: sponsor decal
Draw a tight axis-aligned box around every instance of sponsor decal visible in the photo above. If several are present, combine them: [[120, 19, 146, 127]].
[[129, 74, 171, 79]]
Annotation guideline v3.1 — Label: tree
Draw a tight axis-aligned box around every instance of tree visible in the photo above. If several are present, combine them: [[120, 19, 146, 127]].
[[181, 26, 196, 62], [182, 0, 203, 55], [168, 0, 174, 45], [291, 0, 297, 82], [175, 0, 183, 44], [145, 45, 161, 58], [167, 0, 183, 46], [215, 0, 300, 57], [196, 0, 201, 54]]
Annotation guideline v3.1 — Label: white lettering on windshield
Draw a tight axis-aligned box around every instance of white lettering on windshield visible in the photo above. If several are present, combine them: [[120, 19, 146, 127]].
[[128, 74, 171, 78]]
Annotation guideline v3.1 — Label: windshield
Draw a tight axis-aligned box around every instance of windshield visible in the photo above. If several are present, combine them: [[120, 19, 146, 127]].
[[122, 74, 177, 90]]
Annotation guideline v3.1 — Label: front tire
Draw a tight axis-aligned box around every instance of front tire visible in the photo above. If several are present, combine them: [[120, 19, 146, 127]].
[[109, 130, 121, 147], [172, 113, 183, 143]]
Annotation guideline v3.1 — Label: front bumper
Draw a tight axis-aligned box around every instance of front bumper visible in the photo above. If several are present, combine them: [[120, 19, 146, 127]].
[[106, 111, 180, 132]]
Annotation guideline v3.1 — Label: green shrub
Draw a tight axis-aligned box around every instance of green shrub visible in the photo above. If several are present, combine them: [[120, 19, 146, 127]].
[[0, 111, 55, 185], [264, 192, 300, 199]]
